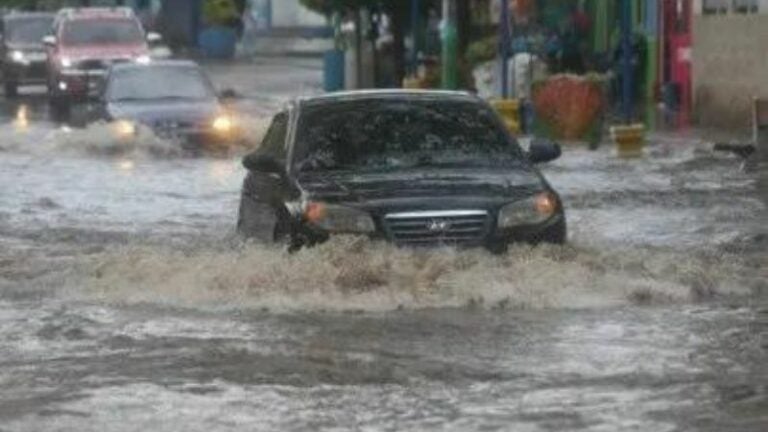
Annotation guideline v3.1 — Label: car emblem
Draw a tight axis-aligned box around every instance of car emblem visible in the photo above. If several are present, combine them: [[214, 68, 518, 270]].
[[427, 219, 451, 233]]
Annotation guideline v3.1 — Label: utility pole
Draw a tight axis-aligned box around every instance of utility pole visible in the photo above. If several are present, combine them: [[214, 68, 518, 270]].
[[441, 0, 458, 89], [499, 0, 510, 98]]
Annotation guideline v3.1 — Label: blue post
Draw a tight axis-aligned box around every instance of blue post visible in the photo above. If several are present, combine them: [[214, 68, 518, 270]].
[[621, 0, 633, 123], [499, 0, 510, 98]]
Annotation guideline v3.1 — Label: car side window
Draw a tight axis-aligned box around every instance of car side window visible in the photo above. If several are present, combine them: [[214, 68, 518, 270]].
[[259, 111, 288, 161]]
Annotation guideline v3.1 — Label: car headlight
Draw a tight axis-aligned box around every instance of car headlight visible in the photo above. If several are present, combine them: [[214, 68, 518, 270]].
[[112, 120, 137, 139], [10, 50, 25, 63], [60, 56, 73, 68], [303, 201, 375, 234], [135, 55, 151, 65], [497, 192, 559, 228], [212, 115, 233, 134]]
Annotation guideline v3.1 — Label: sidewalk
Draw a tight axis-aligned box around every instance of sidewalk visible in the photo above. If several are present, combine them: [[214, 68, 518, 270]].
[[238, 27, 333, 59], [201, 55, 323, 113]]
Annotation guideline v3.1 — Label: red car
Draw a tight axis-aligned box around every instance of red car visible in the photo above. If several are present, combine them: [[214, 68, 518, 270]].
[[43, 7, 161, 117]]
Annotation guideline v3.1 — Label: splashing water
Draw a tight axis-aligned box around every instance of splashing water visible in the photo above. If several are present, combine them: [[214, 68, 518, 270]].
[[73, 236, 763, 313], [1, 115, 272, 158]]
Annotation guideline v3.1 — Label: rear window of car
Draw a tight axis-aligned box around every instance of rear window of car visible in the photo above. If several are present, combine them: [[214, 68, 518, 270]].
[[61, 18, 143, 46]]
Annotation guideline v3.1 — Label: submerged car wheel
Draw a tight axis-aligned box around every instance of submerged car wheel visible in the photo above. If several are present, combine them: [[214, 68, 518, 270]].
[[237, 196, 305, 252], [4, 81, 18, 98], [48, 96, 71, 121], [237, 192, 277, 243]]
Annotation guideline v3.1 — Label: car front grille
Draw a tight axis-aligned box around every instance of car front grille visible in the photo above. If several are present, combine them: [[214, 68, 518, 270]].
[[152, 119, 200, 139], [79, 59, 106, 70], [383, 210, 491, 247]]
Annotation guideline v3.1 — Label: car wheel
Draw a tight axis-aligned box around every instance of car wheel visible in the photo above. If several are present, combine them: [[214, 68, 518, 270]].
[[236, 192, 280, 243], [4, 81, 18, 98], [49, 95, 71, 122]]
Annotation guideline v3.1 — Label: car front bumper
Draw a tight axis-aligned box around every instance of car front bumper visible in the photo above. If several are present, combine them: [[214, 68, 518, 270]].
[[54, 69, 107, 98], [3, 60, 47, 84], [140, 123, 236, 153], [299, 212, 567, 252]]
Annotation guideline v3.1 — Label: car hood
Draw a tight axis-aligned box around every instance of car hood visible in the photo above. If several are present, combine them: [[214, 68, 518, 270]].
[[296, 168, 547, 208], [107, 100, 220, 125], [59, 43, 148, 60], [6, 42, 45, 52]]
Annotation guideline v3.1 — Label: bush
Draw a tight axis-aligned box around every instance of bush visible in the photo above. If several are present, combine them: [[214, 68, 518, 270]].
[[203, 0, 239, 27]]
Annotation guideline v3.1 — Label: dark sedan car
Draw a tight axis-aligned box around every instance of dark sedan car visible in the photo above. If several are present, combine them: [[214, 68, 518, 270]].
[[0, 12, 54, 97], [99, 60, 237, 152], [237, 90, 566, 252]]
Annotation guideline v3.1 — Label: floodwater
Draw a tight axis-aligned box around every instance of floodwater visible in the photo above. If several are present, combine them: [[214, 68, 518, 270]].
[[0, 61, 766, 432]]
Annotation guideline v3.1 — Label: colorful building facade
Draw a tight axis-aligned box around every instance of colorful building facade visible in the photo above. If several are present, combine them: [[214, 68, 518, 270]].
[[692, 0, 768, 129]]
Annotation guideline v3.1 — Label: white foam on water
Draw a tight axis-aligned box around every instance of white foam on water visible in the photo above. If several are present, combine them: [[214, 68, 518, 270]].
[[69, 236, 761, 313]]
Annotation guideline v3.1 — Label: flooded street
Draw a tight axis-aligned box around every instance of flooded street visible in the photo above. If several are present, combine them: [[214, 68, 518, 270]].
[[0, 59, 766, 431]]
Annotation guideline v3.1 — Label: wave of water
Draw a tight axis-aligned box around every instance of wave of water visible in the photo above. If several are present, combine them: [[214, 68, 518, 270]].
[[67, 236, 764, 312]]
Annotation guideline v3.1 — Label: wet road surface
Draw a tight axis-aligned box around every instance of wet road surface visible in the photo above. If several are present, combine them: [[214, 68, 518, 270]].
[[0, 59, 766, 431]]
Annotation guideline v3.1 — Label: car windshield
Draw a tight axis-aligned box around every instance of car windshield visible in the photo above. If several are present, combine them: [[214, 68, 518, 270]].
[[295, 98, 523, 172], [5, 17, 53, 44], [107, 66, 215, 102], [61, 19, 143, 46]]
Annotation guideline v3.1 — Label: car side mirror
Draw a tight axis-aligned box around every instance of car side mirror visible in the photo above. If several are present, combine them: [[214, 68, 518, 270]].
[[528, 138, 562, 164], [42, 35, 56, 46], [146, 32, 162, 44], [243, 153, 284, 175]]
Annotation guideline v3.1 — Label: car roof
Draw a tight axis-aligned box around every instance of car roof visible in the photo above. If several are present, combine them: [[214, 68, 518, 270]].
[[3, 11, 55, 22], [297, 89, 480, 107], [109, 60, 202, 73], [58, 7, 135, 21]]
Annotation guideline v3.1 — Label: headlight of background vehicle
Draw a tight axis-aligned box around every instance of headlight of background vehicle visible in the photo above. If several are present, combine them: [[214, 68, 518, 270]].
[[497, 192, 558, 228], [212, 115, 233, 134], [59, 56, 73, 68], [135, 55, 151, 65], [10, 50, 25, 63], [111, 120, 137, 139], [303, 201, 375, 234]]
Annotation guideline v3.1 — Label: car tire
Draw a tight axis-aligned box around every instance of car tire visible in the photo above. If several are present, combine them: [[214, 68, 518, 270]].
[[236, 191, 280, 243], [49, 95, 71, 122], [4, 82, 18, 98]]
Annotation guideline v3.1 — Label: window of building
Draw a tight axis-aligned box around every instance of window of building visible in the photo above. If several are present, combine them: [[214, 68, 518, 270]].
[[703, 0, 760, 14], [732, 0, 759, 13], [703, 0, 729, 14]]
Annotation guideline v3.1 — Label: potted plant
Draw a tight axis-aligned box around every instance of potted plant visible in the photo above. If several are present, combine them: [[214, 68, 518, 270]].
[[198, 0, 241, 59]]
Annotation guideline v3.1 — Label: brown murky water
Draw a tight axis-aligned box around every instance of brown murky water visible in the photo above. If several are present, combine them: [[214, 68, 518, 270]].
[[0, 87, 766, 431]]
